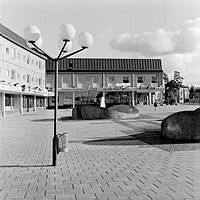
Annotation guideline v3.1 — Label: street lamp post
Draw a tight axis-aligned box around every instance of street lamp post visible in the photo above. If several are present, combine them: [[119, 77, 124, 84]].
[[24, 24, 93, 166]]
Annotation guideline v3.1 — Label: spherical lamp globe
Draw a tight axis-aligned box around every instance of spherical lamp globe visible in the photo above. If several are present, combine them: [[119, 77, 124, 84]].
[[59, 24, 76, 41], [78, 32, 93, 48], [26, 37, 43, 49], [23, 25, 41, 42]]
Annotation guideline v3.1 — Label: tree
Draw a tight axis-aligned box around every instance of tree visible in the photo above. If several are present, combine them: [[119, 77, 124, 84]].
[[165, 80, 180, 104]]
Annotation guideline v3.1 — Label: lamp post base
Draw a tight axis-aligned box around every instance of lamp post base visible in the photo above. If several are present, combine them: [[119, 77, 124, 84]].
[[52, 135, 59, 166]]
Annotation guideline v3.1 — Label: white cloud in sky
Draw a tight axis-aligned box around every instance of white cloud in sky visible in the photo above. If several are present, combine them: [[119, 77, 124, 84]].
[[110, 17, 200, 86], [111, 29, 175, 56], [111, 18, 200, 55]]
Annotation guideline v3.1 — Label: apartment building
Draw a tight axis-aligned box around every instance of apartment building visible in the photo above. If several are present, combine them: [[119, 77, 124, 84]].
[[0, 23, 49, 116], [46, 58, 164, 108]]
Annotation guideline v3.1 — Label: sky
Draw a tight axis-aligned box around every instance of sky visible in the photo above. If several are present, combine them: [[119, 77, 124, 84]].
[[1, 0, 200, 86]]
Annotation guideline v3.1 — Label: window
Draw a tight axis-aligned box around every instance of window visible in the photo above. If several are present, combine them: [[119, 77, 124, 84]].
[[39, 78, 42, 86], [17, 51, 21, 59], [39, 61, 42, 69], [6, 70, 9, 77], [32, 59, 34, 65], [23, 75, 26, 81], [23, 55, 26, 61], [108, 76, 115, 83], [137, 76, 143, 83], [36, 61, 38, 66], [10, 48, 16, 59], [11, 70, 16, 79], [6, 47, 9, 54], [152, 76, 157, 83], [27, 74, 30, 83], [17, 73, 20, 79], [123, 76, 129, 83], [32, 77, 34, 82], [0, 44, 2, 51], [27, 55, 31, 64]]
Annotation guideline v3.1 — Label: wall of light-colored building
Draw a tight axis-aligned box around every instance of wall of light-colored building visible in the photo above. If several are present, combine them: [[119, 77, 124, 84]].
[[179, 87, 190, 103], [0, 35, 46, 90], [0, 35, 47, 116]]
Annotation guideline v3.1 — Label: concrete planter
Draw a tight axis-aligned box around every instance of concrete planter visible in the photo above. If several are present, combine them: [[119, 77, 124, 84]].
[[72, 104, 139, 120], [72, 105, 111, 120]]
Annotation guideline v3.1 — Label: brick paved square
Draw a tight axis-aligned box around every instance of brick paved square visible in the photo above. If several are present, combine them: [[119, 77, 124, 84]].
[[1, 105, 200, 200]]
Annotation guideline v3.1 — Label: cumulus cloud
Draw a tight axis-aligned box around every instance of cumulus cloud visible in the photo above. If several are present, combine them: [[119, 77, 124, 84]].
[[110, 18, 200, 56], [110, 18, 200, 86]]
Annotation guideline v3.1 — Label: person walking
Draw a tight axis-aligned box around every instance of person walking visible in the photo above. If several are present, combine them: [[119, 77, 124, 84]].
[[154, 100, 158, 111]]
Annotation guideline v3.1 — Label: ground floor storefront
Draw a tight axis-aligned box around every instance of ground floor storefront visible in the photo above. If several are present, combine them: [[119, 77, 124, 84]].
[[47, 88, 163, 109], [0, 92, 47, 116]]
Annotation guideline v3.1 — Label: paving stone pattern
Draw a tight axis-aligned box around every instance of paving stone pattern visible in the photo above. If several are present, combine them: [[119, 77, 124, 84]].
[[0, 105, 200, 199]]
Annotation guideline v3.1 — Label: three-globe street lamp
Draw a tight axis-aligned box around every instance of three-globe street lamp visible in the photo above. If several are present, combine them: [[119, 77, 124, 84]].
[[23, 24, 93, 166]]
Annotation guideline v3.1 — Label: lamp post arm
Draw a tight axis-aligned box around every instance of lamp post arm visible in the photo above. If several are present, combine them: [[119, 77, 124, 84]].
[[28, 41, 53, 60], [60, 47, 87, 60], [56, 40, 69, 60]]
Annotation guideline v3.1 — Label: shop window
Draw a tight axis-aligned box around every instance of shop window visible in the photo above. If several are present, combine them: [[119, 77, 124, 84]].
[[137, 76, 143, 83], [123, 76, 129, 83], [152, 76, 157, 83], [108, 76, 115, 83], [5, 94, 12, 106]]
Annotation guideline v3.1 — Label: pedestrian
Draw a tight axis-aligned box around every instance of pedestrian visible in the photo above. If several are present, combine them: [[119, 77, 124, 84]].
[[154, 101, 158, 111]]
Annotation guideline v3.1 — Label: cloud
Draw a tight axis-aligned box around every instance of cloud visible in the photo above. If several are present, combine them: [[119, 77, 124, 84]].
[[110, 18, 200, 86], [111, 29, 175, 56], [110, 18, 200, 56]]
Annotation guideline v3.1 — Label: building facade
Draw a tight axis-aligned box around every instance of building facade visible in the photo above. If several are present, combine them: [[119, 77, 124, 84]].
[[179, 85, 190, 103], [46, 58, 163, 108], [0, 23, 49, 116]]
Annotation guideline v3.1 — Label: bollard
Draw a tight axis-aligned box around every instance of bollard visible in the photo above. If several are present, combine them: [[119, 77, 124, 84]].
[[58, 133, 69, 152]]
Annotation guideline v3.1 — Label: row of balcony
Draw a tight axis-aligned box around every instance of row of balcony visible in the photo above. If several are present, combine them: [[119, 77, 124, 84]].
[[46, 82, 159, 90], [0, 81, 53, 96]]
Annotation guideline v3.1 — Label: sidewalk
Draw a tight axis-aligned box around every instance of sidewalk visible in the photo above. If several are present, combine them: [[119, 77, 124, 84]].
[[0, 105, 200, 199]]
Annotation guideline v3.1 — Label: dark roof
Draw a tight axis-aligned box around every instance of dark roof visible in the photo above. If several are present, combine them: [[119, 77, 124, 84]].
[[46, 58, 162, 72], [0, 23, 45, 59]]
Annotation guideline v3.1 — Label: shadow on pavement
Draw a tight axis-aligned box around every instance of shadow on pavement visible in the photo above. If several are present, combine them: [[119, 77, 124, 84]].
[[31, 116, 73, 122], [83, 129, 200, 152], [0, 164, 53, 168]]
